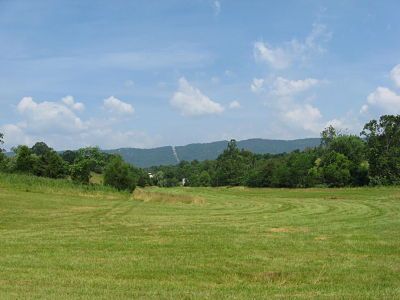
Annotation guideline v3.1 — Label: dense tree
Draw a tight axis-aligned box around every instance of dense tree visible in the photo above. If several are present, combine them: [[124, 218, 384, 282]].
[[31, 142, 52, 156], [361, 115, 400, 184], [320, 151, 352, 187], [70, 159, 92, 184], [198, 170, 211, 186], [327, 135, 369, 185], [34, 150, 67, 178], [13, 145, 37, 173], [320, 125, 338, 147], [104, 156, 137, 191], [214, 140, 247, 186], [61, 150, 78, 165]]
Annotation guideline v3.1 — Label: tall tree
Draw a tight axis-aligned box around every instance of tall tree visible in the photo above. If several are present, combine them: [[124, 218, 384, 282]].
[[215, 140, 246, 186], [34, 150, 67, 179], [13, 145, 37, 173], [31, 142, 52, 156], [361, 115, 400, 184]]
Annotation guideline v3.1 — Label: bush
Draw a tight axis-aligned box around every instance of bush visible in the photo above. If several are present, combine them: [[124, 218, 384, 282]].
[[104, 156, 136, 192], [70, 159, 92, 184]]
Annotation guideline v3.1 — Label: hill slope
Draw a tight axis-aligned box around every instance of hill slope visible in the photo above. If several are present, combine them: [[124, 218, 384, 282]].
[[106, 138, 320, 168]]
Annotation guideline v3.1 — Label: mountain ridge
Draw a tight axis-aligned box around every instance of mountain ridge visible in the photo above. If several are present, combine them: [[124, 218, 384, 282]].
[[105, 138, 321, 168]]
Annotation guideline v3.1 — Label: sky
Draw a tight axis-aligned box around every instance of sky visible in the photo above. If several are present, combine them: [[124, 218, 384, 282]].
[[1, 0, 400, 150]]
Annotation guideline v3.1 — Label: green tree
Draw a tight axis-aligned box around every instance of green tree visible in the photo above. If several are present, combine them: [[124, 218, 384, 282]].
[[198, 170, 211, 186], [34, 150, 67, 179], [61, 150, 78, 164], [361, 115, 400, 184], [321, 125, 338, 147], [75, 147, 108, 173], [328, 135, 368, 185], [215, 140, 246, 186], [70, 159, 92, 184], [104, 156, 136, 191], [31, 142, 52, 156], [320, 151, 351, 187], [13, 145, 37, 173]]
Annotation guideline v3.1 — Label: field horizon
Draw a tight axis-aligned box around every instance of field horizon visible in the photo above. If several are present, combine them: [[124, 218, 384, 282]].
[[0, 173, 399, 298]]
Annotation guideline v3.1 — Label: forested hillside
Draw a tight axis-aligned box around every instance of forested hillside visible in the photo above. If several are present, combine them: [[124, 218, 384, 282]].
[[106, 138, 321, 167]]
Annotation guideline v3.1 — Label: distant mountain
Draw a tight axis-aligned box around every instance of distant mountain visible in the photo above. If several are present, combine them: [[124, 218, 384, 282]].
[[106, 138, 321, 168]]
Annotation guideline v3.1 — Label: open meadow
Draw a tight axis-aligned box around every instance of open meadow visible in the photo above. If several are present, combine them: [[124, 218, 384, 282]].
[[0, 173, 399, 299]]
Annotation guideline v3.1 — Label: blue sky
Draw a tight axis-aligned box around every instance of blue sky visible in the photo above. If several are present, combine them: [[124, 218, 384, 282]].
[[1, 0, 400, 150]]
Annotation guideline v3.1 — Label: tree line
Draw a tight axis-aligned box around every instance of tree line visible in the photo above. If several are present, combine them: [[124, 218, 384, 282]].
[[1, 115, 400, 190], [148, 115, 400, 188], [0, 139, 145, 192]]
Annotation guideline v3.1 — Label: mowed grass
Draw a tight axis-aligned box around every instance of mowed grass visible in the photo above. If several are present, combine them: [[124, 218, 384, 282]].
[[0, 174, 399, 299]]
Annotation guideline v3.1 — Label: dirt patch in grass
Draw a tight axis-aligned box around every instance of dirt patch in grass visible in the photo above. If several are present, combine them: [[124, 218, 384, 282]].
[[133, 189, 206, 205]]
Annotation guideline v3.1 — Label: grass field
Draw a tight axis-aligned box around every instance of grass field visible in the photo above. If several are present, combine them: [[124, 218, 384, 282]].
[[0, 173, 399, 299]]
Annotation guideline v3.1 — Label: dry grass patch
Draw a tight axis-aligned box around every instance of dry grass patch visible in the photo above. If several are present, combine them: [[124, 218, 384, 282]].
[[133, 188, 206, 205]]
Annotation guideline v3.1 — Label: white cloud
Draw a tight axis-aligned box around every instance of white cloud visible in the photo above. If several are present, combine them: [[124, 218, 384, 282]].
[[362, 86, 400, 114], [324, 117, 360, 134], [254, 23, 331, 69], [283, 104, 323, 133], [16, 96, 86, 133], [250, 78, 265, 93], [254, 42, 290, 69], [0, 96, 155, 150], [103, 96, 135, 115], [62, 95, 85, 112], [271, 77, 319, 97], [213, 1, 221, 16], [229, 101, 241, 109], [390, 64, 400, 87], [0, 124, 32, 147], [170, 77, 224, 116]]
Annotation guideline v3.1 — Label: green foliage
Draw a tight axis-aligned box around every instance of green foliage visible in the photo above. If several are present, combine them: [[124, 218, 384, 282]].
[[61, 150, 78, 164], [361, 115, 400, 184], [214, 140, 248, 186], [319, 151, 352, 187], [13, 145, 37, 173], [75, 147, 109, 173], [31, 142, 52, 156], [104, 156, 137, 191], [198, 170, 211, 186], [70, 159, 92, 184], [137, 170, 150, 187], [34, 150, 68, 179]]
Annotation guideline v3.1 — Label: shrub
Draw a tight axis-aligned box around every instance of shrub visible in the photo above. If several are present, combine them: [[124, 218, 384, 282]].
[[104, 156, 136, 192], [70, 159, 92, 184]]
